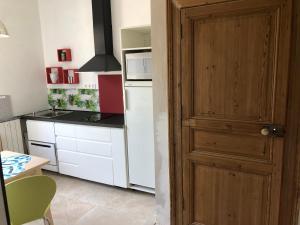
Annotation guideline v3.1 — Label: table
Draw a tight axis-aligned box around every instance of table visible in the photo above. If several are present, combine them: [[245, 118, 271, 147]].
[[1, 151, 54, 225]]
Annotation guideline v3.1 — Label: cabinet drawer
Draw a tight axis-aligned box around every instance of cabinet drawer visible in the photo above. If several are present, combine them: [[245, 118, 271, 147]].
[[56, 136, 77, 152], [75, 125, 111, 142], [27, 120, 55, 143], [28, 141, 56, 166], [55, 123, 111, 142], [58, 151, 114, 185], [59, 162, 80, 178], [57, 150, 80, 164], [77, 139, 112, 157], [55, 123, 76, 137], [78, 153, 114, 185]]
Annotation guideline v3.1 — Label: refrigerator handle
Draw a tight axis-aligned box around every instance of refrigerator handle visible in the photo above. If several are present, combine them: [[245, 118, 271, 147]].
[[125, 89, 129, 110]]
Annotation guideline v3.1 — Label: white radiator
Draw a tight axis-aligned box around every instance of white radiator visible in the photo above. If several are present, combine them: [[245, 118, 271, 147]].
[[0, 95, 12, 120], [0, 119, 24, 153]]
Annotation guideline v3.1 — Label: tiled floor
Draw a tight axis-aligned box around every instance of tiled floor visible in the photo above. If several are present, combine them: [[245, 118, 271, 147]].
[[26, 172, 156, 225]]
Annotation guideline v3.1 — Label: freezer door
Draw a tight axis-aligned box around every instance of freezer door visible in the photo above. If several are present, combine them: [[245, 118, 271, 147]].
[[125, 86, 155, 189]]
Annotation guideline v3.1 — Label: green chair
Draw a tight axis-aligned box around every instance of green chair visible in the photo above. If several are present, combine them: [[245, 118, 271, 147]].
[[5, 175, 56, 225]]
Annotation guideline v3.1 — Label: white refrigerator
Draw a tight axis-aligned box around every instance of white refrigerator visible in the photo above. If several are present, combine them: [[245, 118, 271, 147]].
[[125, 83, 155, 190]]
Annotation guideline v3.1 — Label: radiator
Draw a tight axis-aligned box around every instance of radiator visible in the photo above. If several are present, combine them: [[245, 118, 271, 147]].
[[0, 119, 24, 153], [0, 95, 12, 120]]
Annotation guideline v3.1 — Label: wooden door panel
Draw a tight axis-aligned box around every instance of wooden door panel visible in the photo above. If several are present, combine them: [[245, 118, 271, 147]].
[[191, 163, 270, 225], [177, 0, 291, 224], [192, 129, 271, 160], [191, 9, 279, 121], [174, 0, 282, 9]]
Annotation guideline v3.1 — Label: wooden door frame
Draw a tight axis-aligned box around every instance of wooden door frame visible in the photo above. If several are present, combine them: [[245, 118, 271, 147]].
[[167, 0, 300, 225]]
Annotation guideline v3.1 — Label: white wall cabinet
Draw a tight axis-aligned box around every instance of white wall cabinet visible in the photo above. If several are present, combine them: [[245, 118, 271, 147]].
[[55, 123, 127, 188]]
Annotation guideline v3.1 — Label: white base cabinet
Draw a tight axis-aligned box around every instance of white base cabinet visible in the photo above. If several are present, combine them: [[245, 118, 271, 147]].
[[58, 152, 114, 185], [55, 123, 127, 188], [26, 120, 55, 143], [27, 120, 59, 172]]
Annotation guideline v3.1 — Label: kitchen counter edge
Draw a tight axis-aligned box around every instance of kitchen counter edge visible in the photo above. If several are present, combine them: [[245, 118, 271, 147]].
[[21, 114, 125, 129]]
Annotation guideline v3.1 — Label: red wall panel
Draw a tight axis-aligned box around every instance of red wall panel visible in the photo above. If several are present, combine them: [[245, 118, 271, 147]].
[[98, 75, 124, 114]]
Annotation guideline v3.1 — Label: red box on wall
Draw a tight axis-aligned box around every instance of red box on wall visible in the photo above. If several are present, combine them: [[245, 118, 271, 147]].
[[63, 69, 80, 84], [46, 67, 64, 84], [57, 48, 72, 62], [98, 75, 124, 114]]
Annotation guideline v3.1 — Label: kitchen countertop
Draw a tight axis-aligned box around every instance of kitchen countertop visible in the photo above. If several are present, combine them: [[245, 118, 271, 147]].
[[21, 110, 125, 128], [0, 116, 21, 123]]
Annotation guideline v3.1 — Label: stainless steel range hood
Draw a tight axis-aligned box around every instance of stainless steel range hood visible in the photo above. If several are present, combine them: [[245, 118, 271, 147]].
[[79, 0, 121, 72]]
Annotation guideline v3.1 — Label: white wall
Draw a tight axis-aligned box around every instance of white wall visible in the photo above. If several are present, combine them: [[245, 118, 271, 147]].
[[0, 0, 48, 116], [38, 0, 95, 69], [38, 0, 98, 89], [151, 1, 170, 225], [38, 0, 151, 88], [111, 0, 151, 61]]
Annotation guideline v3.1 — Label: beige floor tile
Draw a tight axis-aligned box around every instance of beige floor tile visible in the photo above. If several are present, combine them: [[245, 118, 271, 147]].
[[26, 172, 156, 225], [75, 205, 156, 225]]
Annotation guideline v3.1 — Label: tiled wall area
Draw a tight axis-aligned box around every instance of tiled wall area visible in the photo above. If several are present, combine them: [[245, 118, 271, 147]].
[[48, 89, 99, 112]]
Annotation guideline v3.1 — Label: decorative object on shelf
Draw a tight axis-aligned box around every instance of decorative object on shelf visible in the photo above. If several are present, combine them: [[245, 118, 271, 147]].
[[63, 69, 79, 84], [46, 67, 64, 84], [50, 72, 58, 84], [46, 67, 80, 85], [0, 20, 9, 38], [48, 89, 99, 112], [57, 48, 72, 62]]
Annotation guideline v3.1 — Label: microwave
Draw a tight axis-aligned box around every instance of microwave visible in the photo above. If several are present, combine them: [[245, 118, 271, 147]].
[[125, 52, 152, 80]]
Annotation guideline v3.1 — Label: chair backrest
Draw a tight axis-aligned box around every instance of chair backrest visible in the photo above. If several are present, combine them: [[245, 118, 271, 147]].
[[5, 175, 56, 225]]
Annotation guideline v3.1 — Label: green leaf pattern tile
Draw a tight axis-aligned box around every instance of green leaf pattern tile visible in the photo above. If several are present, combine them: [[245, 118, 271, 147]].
[[48, 88, 99, 112]]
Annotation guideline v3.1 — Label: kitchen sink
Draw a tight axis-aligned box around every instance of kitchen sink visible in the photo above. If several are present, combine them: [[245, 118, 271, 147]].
[[27, 110, 73, 118]]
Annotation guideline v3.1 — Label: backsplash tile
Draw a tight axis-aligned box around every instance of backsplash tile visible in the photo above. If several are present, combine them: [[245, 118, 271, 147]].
[[48, 89, 99, 112]]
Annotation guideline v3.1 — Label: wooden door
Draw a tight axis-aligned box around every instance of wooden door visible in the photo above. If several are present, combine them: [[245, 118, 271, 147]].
[[169, 0, 293, 225]]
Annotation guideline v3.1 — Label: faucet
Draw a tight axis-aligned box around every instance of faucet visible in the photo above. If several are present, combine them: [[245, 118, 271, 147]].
[[51, 105, 56, 112]]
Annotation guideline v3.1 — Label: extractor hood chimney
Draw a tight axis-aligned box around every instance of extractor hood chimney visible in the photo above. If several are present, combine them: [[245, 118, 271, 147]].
[[79, 0, 121, 72]]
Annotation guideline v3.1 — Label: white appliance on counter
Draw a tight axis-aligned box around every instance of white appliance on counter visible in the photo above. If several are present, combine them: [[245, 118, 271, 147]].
[[26, 120, 58, 172], [125, 81, 155, 192], [125, 51, 152, 81]]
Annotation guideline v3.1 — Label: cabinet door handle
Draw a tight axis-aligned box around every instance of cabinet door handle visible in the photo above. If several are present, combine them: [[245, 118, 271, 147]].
[[31, 143, 51, 148]]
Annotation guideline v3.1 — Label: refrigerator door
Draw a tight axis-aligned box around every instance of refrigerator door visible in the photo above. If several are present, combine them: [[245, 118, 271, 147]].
[[125, 86, 155, 189]]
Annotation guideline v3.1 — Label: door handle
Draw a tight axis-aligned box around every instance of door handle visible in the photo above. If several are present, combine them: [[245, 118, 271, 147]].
[[261, 125, 285, 137]]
